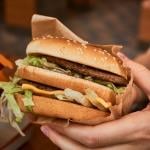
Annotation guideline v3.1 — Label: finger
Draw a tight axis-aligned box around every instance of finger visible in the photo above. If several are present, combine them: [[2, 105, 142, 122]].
[[47, 121, 96, 147], [118, 52, 150, 98], [47, 111, 148, 148], [133, 48, 150, 70], [100, 144, 138, 150], [142, 103, 150, 111], [41, 125, 86, 150], [41, 125, 140, 150], [100, 139, 150, 150], [41, 124, 150, 150]]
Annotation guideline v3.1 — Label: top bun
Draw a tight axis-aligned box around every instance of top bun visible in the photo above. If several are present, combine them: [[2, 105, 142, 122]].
[[26, 38, 128, 79]]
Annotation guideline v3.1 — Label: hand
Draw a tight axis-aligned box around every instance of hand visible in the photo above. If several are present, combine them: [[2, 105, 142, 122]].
[[41, 53, 150, 150], [118, 53, 150, 99]]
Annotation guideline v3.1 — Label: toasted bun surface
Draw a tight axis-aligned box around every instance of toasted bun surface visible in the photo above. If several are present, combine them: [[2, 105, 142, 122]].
[[15, 94, 109, 125], [26, 38, 127, 79], [16, 66, 116, 104]]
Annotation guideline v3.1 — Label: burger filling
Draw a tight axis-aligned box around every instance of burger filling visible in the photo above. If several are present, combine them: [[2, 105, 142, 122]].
[[16, 55, 127, 94], [0, 77, 111, 135], [0, 54, 128, 135]]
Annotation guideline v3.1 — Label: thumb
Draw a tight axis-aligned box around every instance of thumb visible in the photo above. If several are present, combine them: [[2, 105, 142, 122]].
[[117, 52, 150, 99]]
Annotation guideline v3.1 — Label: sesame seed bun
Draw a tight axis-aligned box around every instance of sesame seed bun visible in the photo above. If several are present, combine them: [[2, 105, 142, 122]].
[[15, 94, 109, 125], [16, 66, 116, 104], [14, 38, 130, 125], [26, 38, 128, 79]]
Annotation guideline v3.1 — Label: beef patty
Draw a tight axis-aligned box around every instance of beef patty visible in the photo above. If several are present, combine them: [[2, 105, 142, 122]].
[[44, 55, 128, 85]]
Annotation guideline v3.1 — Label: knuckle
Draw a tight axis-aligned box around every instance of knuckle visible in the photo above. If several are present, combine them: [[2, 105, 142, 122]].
[[84, 135, 97, 148], [136, 128, 150, 141], [139, 133, 150, 141], [142, 130, 150, 141]]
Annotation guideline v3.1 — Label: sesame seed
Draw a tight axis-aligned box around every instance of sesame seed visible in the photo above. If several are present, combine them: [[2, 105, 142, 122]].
[[46, 35, 52, 38], [76, 50, 81, 55], [94, 57, 97, 61], [42, 36, 46, 40], [76, 47, 83, 54], [84, 41, 88, 44], [78, 47, 81, 50], [103, 50, 107, 53], [67, 42, 71, 46], [73, 40, 77, 43], [81, 43, 87, 48], [33, 37, 39, 40], [94, 49, 97, 52], [80, 49, 83, 54], [113, 57, 116, 61], [59, 48, 64, 55]]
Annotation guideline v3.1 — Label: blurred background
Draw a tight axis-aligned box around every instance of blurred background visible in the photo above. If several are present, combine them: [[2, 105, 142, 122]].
[[0, 0, 150, 149]]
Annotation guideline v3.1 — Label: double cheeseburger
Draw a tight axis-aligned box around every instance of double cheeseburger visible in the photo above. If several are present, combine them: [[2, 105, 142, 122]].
[[0, 38, 129, 135]]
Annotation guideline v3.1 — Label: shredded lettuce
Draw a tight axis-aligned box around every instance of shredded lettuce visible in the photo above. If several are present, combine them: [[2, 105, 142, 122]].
[[21, 55, 56, 69], [5, 93, 23, 122], [73, 73, 82, 78], [0, 92, 6, 118], [0, 81, 23, 122], [23, 90, 34, 112], [7, 105, 25, 136], [16, 56, 47, 68], [107, 83, 125, 94], [0, 82, 22, 94], [10, 120, 25, 136], [22, 56, 47, 67], [94, 79, 125, 94], [0, 77, 25, 136], [17, 56, 125, 94], [84, 76, 93, 81], [10, 76, 22, 84], [18, 56, 72, 75]]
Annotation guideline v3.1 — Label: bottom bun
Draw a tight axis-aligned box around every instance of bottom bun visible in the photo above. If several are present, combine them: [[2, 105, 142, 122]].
[[15, 94, 109, 125]]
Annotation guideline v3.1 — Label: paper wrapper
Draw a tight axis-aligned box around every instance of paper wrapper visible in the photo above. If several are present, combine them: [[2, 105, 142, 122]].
[[31, 14, 137, 125]]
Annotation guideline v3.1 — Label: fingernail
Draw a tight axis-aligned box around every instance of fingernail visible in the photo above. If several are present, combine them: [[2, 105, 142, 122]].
[[41, 126, 49, 137], [117, 52, 128, 60]]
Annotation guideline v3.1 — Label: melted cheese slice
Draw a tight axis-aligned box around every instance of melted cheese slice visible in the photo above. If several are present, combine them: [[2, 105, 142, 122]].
[[22, 83, 111, 110], [22, 84, 64, 96]]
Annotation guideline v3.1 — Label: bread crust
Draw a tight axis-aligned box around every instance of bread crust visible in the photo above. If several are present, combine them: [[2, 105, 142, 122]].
[[15, 94, 109, 125], [16, 66, 116, 104], [26, 38, 127, 79]]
